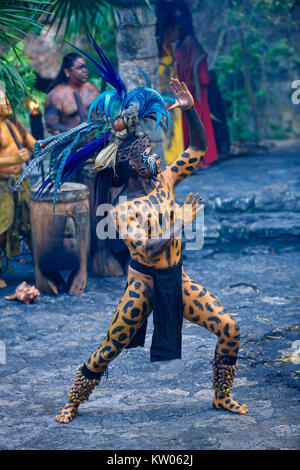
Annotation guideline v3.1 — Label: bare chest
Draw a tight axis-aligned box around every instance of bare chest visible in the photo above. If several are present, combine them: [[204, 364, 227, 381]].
[[0, 121, 22, 154], [60, 86, 97, 118]]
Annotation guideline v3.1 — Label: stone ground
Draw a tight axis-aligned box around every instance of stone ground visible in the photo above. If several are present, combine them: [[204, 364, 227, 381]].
[[0, 141, 299, 450]]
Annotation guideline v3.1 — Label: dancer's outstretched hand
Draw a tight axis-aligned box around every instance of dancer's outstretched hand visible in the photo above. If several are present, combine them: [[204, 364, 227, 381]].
[[168, 78, 194, 111], [175, 193, 203, 227]]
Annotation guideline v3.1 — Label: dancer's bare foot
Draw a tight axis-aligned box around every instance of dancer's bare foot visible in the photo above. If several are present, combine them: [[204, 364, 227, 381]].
[[213, 392, 248, 414], [55, 401, 79, 423], [0, 278, 7, 288]]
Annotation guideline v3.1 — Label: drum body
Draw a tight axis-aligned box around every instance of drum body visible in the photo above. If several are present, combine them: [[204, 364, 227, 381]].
[[30, 183, 90, 295]]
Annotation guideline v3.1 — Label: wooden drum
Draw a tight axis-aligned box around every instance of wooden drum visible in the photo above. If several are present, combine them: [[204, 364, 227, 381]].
[[30, 182, 90, 296]]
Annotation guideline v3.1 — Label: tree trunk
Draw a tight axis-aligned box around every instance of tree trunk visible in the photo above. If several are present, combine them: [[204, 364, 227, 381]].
[[114, 4, 165, 163], [238, 27, 260, 141]]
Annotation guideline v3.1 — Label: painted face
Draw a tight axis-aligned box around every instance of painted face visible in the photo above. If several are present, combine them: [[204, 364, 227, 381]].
[[141, 145, 160, 177], [65, 58, 88, 85]]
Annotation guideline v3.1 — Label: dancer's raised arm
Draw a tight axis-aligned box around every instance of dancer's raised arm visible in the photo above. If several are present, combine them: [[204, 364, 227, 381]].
[[166, 78, 208, 187]]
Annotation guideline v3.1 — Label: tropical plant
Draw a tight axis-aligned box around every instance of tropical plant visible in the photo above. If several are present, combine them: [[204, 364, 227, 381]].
[[0, 0, 152, 106], [0, 1, 43, 54], [0, 1, 43, 103], [213, 0, 298, 141], [2, 40, 45, 126], [41, 0, 153, 39]]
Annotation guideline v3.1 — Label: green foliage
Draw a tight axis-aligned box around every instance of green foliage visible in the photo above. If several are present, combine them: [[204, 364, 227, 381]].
[[71, 5, 117, 71], [1, 42, 45, 127], [268, 123, 293, 140], [40, 0, 152, 39], [0, 0, 151, 110], [0, 1, 45, 112], [41, 0, 111, 39], [267, 38, 296, 68], [0, 0, 44, 54], [213, 0, 298, 141]]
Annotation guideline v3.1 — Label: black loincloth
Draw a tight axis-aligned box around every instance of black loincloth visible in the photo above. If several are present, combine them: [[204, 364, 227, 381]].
[[127, 258, 183, 362]]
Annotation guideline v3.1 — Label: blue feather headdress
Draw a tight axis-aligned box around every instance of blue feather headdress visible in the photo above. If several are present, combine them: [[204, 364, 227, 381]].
[[15, 34, 174, 211]]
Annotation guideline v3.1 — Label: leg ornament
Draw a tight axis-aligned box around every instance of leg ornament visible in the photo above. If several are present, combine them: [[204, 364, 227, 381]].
[[211, 353, 247, 414], [68, 364, 103, 404], [211, 353, 238, 395], [56, 364, 104, 423], [180, 271, 248, 414]]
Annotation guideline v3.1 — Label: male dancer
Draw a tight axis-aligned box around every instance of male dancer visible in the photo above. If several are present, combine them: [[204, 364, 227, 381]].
[[55, 78, 248, 423]]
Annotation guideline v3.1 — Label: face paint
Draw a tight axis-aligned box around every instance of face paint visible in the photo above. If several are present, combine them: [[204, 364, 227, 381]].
[[141, 146, 159, 177]]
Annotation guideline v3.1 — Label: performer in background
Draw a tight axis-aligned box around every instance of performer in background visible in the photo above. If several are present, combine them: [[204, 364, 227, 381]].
[[156, 3, 184, 164], [45, 53, 99, 136], [16, 39, 248, 423], [0, 90, 35, 288], [157, 0, 218, 168]]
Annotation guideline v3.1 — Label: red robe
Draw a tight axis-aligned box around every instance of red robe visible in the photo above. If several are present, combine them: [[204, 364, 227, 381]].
[[175, 35, 218, 165]]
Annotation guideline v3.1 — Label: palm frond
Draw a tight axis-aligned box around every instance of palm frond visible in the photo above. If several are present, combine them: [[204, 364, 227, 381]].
[[40, 0, 153, 39], [0, 59, 26, 92], [0, 1, 151, 108], [0, 41, 39, 118], [42, 0, 110, 39], [0, 1, 45, 50], [0, 1, 45, 105]]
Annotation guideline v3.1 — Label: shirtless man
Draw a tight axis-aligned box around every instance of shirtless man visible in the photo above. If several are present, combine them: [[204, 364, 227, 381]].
[[0, 90, 35, 287], [45, 53, 99, 135]]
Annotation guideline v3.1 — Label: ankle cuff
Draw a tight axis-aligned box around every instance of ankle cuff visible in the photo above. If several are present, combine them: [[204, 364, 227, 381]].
[[211, 355, 238, 394], [82, 362, 104, 380], [68, 366, 102, 404]]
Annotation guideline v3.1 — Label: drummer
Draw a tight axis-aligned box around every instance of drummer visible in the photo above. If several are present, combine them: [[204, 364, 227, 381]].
[[0, 89, 35, 287]]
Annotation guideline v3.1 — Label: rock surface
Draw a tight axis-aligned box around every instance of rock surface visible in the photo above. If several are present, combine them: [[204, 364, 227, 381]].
[[176, 140, 300, 246], [0, 141, 299, 450]]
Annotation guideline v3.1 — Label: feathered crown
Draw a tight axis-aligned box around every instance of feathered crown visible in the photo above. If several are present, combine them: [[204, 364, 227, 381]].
[[14, 34, 174, 212]]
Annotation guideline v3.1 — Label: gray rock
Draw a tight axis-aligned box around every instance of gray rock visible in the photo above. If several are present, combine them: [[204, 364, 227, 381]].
[[1, 142, 300, 450]]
